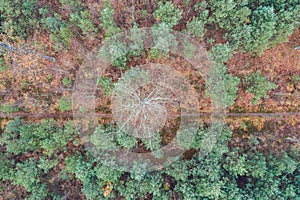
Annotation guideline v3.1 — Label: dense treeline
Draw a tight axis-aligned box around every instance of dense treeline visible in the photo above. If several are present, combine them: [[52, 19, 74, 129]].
[[0, 119, 299, 199]]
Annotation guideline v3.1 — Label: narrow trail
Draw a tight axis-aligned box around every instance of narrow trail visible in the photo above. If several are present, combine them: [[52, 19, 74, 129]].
[[0, 111, 299, 119]]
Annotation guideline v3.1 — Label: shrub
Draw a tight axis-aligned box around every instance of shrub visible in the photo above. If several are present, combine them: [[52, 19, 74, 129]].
[[127, 24, 146, 57], [232, 1, 299, 54], [62, 77, 72, 86], [0, 152, 13, 181], [223, 74, 240, 106], [59, 0, 82, 8], [186, 17, 206, 39], [176, 127, 198, 149], [116, 131, 137, 150], [141, 132, 162, 151], [88, 123, 138, 151], [70, 10, 97, 35], [208, 0, 300, 54], [223, 150, 248, 177], [208, 0, 251, 31], [245, 71, 277, 104], [0, 119, 35, 154], [242, 6, 278, 54], [97, 77, 114, 96], [112, 55, 128, 69], [154, 2, 182, 29], [0, 55, 9, 72], [50, 26, 73, 50], [164, 158, 191, 182], [100, 4, 121, 37], [98, 39, 128, 69], [88, 124, 118, 150], [182, 39, 197, 58], [0, 0, 40, 38], [206, 64, 240, 108], [12, 159, 44, 193], [186, 1, 209, 39], [206, 43, 240, 107], [151, 24, 178, 55], [38, 157, 59, 173], [116, 173, 163, 199], [0, 119, 77, 155], [2, 119, 298, 200], [63, 153, 122, 199], [0, 103, 20, 113], [59, 96, 72, 111], [40, 13, 73, 50], [209, 43, 233, 66]]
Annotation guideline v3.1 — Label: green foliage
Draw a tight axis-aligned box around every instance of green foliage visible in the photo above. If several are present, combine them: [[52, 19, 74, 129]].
[[12, 158, 47, 197], [88, 124, 137, 151], [176, 127, 198, 149], [0, 120, 78, 198], [182, 39, 197, 59], [112, 55, 128, 69], [208, 44, 240, 107], [222, 73, 241, 107], [116, 172, 163, 199], [210, 43, 233, 67], [154, 2, 182, 29], [97, 77, 114, 96], [223, 150, 248, 177], [100, 4, 121, 37], [38, 156, 59, 173], [206, 44, 240, 107], [40, 13, 73, 50], [128, 24, 146, 57], [61, 77, 72, 86], [240, 6, 277, 54], [245, 71, 277, 104], [206, 65, 240, 107], [0, 119, 78, 155], [141, 132, 162, 152], [63, 153, 123, 199], [291, 74, 300, 84], [164, 158, 191, 182], [208, 0, 300, 54], [244, 152, 267, 178], [1, 119, 298, 200], [186, 1, 209, 39], [0, 0, 299, 198], [70, 10, 97, 35], [223, 151, 299, 200], [50, 26, 73, 50], [151, 24, 178, 56], [208, 0, 251, 31], [59, 96, 72, 111], [0, 152, 13, 181], [98, 39, 128, 69], [59, 0, 82, 8], [0, 102, 19, 113], [89, 124, 118, 150], [0, 0, 40, 38], [0, 55, 8, 72], [186, 17, 206, 39], [94, 164, 123, 183], [116, 131, 137, 150]]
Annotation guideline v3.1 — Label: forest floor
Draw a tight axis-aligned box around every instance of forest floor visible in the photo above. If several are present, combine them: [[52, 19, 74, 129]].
[[0, 1, 299, 199]]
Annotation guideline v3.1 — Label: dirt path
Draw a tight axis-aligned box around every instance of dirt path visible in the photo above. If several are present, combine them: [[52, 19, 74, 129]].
[[0, 111, 299, 119]]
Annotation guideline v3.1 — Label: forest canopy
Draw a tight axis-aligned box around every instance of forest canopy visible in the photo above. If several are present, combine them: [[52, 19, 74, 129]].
[[0, 0, 299, 199]]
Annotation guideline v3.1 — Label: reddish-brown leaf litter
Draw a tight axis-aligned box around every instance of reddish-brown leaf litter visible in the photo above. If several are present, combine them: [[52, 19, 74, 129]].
[[0, 1, 299, 199]]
